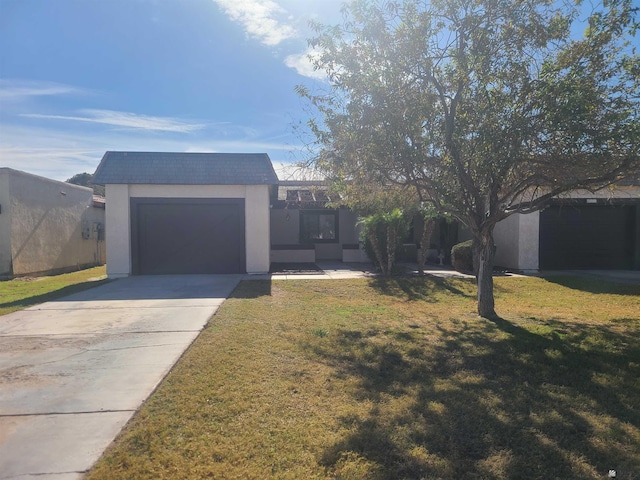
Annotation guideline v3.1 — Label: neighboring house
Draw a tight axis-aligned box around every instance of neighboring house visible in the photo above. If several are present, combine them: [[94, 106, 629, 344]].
[[0, 168, 106, 278], [93, 152, 640, 277], [477, 185, 640, 272]]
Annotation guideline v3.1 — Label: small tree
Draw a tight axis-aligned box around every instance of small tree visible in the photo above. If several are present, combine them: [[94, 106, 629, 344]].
[[359, 208, 409, 275], [300, 0, 640, 318], [413, 203, 439, 275]]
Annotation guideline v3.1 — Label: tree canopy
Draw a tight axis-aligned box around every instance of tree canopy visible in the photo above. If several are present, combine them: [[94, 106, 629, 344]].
[[66, 172, 105, 196], [299, 0, 640, 317]]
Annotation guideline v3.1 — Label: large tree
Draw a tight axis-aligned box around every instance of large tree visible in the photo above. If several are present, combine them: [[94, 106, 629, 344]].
[[300, 0, 640, 317]]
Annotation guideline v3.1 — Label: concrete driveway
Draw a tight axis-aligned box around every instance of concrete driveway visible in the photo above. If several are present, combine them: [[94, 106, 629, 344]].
[[0, 274, 240, 480]]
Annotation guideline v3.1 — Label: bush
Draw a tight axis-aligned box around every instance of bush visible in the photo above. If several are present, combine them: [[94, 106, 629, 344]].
[[451, 240, 473, 273]]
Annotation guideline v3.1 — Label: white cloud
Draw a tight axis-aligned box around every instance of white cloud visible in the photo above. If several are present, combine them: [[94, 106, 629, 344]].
[[212, 0, 296, 46], [21, 109, 205, 133], [0, 122, 298, 181], [0, 79, 90, 100], [285, 46, 326, 80]]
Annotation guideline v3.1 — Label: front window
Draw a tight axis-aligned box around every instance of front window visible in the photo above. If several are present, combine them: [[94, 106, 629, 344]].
[[300, 210, 338, 243]]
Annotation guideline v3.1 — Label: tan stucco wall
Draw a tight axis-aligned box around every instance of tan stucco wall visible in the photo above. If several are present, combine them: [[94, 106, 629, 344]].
[[0, 168, 105, 277], [105, 183, 271, 276], [0, 170, 13, 276]]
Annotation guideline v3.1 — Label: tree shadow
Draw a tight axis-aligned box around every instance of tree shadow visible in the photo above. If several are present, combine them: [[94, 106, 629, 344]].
[[306, 314, 640, 479], [368, 277, 475, 302], [0, 278, 111, 312], [228, 280, 272, 299], [540, 275, 640, 296]]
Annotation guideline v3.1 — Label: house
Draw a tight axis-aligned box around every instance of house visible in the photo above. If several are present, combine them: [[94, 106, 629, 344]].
[[489, 185, 640, 272], [270, 181, 364, 264], [0, 168, 106, 278], [93, 151, 640, 277]]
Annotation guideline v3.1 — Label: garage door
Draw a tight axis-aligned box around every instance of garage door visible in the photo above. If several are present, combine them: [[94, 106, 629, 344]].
[[539, 205, 636, 270], [131, 198, 245, 274]]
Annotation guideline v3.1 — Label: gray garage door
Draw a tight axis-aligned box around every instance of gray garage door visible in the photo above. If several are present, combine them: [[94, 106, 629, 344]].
[[131, 198, 245, 274], [539, 204, 636, 270]]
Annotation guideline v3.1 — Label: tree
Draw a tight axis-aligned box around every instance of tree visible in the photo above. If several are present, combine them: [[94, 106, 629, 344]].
[[299, 0, 640, 317], [358, 209, 408, 275], [66, 172, 105, 196]]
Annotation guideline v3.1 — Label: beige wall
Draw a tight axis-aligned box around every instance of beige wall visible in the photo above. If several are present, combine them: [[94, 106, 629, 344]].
[[0, 168, 105, 277], [0, 170, 13, 276], [105, 183, 271, 276]]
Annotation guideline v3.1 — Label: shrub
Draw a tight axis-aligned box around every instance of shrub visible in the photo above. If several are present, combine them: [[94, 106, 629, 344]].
[[451, 240, 473, 273]]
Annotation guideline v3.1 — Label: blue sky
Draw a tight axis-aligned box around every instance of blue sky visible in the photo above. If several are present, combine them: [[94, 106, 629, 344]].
[[0, 0, 343, 181]]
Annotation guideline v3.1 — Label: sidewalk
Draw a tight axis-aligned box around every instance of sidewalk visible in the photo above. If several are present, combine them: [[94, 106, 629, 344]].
[[244, 262, 481, 281]]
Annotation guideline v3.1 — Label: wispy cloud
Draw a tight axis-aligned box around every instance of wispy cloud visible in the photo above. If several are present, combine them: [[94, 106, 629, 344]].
[[212, 0, 296, 46], [21, 109, 205, 133], [0, 79, 91, 100], [0, 122, 297, 181], [285, 46, 326, 80]]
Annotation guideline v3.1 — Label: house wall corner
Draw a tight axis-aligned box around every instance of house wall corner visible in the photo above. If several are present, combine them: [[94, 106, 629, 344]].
[[245, 185, 270, 274], [105, 184, 131, 277]]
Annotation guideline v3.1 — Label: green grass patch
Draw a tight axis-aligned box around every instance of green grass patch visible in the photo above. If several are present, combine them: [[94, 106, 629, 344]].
[[89, 276, 640, 479], [0, 266, 108, 316]]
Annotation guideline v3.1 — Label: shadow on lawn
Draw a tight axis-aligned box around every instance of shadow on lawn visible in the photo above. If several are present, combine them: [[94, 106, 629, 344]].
[[369, 277, 475, 302], [0, 279, 111, 313], [307, 315, 640, 479], [540, 275, 640, 296], [229, 280, 272, 299]]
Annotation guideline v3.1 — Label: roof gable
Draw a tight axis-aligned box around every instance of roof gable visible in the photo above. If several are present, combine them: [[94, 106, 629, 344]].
[[93, 152, 279, 186]]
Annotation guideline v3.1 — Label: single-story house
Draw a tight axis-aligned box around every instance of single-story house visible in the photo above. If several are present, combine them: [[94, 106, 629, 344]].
[[0, 168, 106, 278], [93, 152, 640, 276], [490, 186, 640, 271]]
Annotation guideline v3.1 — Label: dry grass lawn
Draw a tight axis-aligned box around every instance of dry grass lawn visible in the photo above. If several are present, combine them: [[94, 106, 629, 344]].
[[0, 266, 108, 316], [88, 275, 640, 479]]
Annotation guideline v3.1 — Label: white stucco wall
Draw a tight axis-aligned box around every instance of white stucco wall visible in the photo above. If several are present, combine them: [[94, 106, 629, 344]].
[[0, 168, 105, 277], [245, 186, 271, 273], [493, 214, 519, 269], [105, 183, 271, 276], [104, 184, 131, 277], [493, 212, 540, 272]]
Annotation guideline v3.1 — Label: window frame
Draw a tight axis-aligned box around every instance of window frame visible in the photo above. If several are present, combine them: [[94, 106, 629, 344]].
[[299, 209, 339, 244]]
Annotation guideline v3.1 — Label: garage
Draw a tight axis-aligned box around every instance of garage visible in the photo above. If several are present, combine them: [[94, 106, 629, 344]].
[[539, 203, 639, 270], [93, 151, 277, 277], [131, 198, 245, 274]]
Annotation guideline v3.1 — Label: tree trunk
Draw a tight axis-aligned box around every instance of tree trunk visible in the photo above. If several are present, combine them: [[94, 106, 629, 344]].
[[386, 224, 397, 276], [417, 218, 435, 275], [474, 226, 497, 318], [368, 230, 387, 275]]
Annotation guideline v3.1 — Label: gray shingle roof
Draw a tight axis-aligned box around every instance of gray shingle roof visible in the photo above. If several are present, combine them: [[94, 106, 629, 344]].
[[93, 152, 279, 185]]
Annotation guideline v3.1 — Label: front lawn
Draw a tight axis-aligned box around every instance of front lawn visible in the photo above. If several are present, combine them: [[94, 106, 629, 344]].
[[88, 276, 640, 479], [0, 266, 108, 316]]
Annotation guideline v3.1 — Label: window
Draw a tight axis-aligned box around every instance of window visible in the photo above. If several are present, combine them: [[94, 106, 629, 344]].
[[300, 210, 338, 243]]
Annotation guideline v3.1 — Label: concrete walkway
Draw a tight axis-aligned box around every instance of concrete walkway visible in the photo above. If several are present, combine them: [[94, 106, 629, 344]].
[[0, 275, 240, 480]]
